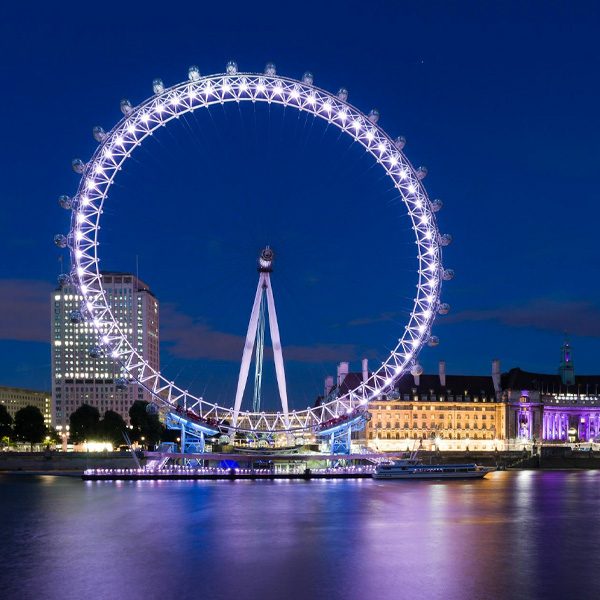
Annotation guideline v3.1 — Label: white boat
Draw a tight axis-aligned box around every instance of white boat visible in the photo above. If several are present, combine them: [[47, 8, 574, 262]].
[[372, 454, 495, 480]]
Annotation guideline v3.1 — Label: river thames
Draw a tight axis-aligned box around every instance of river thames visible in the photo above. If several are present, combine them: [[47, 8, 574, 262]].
[[1, 470, 599, 600]]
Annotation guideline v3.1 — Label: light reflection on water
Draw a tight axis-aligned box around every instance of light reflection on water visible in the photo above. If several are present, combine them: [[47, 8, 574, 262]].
[[1, 471, 600, 600]]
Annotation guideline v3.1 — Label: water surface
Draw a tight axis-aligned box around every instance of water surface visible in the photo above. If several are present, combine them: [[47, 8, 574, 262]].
[[1, 471, 599, 599]]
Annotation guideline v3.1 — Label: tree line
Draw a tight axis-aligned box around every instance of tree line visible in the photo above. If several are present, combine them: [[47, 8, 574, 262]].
[[0, 400, 173, 450]]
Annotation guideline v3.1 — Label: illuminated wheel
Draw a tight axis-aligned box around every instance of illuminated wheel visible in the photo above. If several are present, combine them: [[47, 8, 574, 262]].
[[55, 61, 452, 433]]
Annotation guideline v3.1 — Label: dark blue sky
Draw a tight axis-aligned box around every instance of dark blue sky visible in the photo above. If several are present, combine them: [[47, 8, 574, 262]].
[[1, 1, 599, 409]]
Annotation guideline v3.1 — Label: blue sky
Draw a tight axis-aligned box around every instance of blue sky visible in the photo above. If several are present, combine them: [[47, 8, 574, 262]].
[[1, 1, 599, 410]]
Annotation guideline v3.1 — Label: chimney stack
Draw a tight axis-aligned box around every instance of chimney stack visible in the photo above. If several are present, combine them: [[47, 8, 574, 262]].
[[362, 358, 369, 383], [439, 360, 446, 387], [337, 362, 349, 387], [492, 359, 501, 394], [324, 375, 334, 397]]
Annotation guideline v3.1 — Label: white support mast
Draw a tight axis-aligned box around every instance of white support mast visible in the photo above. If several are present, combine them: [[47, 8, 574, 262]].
[[232, 247, 290, 427]]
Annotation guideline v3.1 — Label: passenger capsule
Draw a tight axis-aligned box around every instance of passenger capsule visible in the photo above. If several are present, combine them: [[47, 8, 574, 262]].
[[58, 195, 72, 210], [302, 71, 314, 85], [264, 62, 276, 76], [54, 234, 68, 248], [438, 303, 450, 315], [188, 65, 200, 81], [410, 363, 424, 376], [115, 377, 128, 390], [394, 136, 406, 150], [428, 335, 440, 347], [146, 402, 159, 416], [416, 166, 428, 180], [57, 273, 71, 287], [71, 159, 85, 174], [69, 310, 83, 324], [440, 233, 453, 247], [442, 269, 455, 281], [337, 87, 348, 102], [368, 109, 380, 124], [120, 99, 133, 116], [89, 345, 102, 359], [226, 60, 238, 75], [92, 126, 106, 143], [431, 198, 443, 212], [152, 78, 165, 94]]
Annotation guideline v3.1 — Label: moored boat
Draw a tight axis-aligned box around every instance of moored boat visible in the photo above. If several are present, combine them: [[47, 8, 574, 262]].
[[372, 454, 495, 480]]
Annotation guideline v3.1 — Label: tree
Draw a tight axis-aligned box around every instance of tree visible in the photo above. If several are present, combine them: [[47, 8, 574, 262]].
[[69, 403, 100, 444], [0, 404, 13, 439], [99, 410, 127, 446], [129, 401, 163, 448], [14, 406, 46, 451]]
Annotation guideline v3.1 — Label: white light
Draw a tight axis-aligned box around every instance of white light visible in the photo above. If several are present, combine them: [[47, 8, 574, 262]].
[[86, 180, 97, 191], [256, 83, 265, 93], [155, 104, 165, 113], [170, 96, 180, 106], [86, 302, 93, 312], [412, 339, 420, 348], [307, 94, 316, 105], [352, 120, 361, 131], [94, 164, 104, 175], [366, 130, 374, 141], [127, 124, 136, 134], [222, 83, 231, 93], [323, 101, 332, 113], [424, 231, 432, 240], [337, 110, 347, 121], [274, 85, 283, 95], [77, 213, 85, 223], [116, 136, 125, 147], [75, 230, 83, 241], [390, 155, 398, 166], [420, 216, 429, 225], [188, 90, 197, 99], [240, 81, 248, 91], [75, 250, 83, 259], [141, 114, 150, 123], [418, 324, 426, 334], [415, 199, 423, 209], [77, 267, 84, 276], [103, 149, 113, 159], [290, 89, 299, 99], [81, 284, 88, 293], [408, 184, 416, 194], [102, 335, 109, 344], [423, 309, 432, 318], [400, 170, 408, 179], [378, 143, 386, 153]]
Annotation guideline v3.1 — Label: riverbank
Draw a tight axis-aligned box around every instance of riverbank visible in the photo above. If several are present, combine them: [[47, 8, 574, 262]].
[[3, 447, 600, 475]]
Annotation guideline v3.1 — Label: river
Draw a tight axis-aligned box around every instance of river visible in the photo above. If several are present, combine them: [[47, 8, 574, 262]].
[[1, 471, 599, 599]]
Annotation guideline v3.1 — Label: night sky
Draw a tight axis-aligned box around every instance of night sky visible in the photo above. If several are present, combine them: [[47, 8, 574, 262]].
[[1, 2, 599, 410]]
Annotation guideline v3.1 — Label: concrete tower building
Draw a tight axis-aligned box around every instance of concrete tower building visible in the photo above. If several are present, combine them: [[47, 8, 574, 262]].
[[51, 272, 159, 430]]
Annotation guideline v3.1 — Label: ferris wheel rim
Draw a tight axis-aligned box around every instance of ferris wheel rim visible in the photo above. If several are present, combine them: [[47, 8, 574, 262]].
[[59, 67, 448, 434]]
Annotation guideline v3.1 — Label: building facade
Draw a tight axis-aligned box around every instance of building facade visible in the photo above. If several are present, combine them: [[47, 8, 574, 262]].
[[503, 342, 600, 444], [0, 386, 52, 428], [321, 360, 507, 451], [325, 342, 600, 450], [51, 272, 159, 430]]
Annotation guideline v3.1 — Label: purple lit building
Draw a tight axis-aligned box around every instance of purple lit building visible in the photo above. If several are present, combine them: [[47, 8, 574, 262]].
[[502, 342, 600, 443]]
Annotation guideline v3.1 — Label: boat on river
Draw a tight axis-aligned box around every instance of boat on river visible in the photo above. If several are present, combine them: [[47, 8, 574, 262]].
[[372, 453, 495, 480]]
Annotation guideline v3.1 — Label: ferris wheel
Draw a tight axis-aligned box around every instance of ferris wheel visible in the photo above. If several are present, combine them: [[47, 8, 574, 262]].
[[54, 61, 453, 435]]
